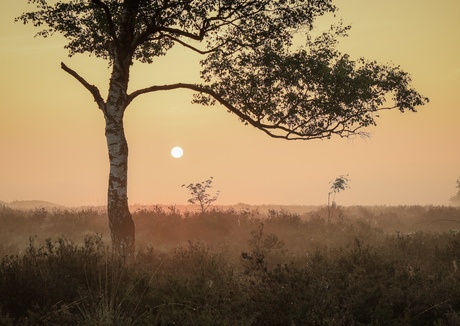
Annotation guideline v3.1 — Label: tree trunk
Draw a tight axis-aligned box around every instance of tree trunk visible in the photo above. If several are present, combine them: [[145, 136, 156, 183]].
[[105, 114, 135, 256], [104, 52, 135, 257]]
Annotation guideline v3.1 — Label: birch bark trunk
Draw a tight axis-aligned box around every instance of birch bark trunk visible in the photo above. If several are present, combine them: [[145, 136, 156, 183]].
[[104, 55, 135, 256], [105, 115, 135, 256]]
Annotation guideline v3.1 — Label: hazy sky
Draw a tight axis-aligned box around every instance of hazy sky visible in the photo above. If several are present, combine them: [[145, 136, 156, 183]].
[[1, 0, 459, 207]]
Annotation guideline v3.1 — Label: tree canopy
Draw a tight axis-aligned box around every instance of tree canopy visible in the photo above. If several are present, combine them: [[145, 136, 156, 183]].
[[17, 0, 428, 141]]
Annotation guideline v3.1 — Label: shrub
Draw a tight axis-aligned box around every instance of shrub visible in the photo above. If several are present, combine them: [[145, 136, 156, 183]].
[[1, 206, 460, 324]]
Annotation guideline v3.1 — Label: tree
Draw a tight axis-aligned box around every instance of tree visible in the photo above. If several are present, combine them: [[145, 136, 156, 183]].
[[327, 174, 350, 222], [182, 177, 220, 213], [16, 0, 428, 255], [450, 177, 460, 206]]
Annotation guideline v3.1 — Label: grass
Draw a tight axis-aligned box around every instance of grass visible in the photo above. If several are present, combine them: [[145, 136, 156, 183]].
[[1, 204, 460, 325]]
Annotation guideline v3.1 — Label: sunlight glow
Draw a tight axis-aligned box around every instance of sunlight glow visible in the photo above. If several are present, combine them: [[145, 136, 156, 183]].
[[171, 146, 183, 158]]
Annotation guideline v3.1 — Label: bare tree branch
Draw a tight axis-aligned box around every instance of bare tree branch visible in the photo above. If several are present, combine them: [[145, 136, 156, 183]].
[[61, 62, 106, 113], [376, 105, 398, 111], [158, 26, 204, 41], [127, 83, 364, 140], [157, 34, 230, 55]]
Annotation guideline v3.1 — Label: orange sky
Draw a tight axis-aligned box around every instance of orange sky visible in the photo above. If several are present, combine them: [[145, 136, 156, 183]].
[[1, 0, 459, 207]]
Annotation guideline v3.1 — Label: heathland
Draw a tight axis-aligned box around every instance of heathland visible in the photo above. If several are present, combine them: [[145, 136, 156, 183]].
[[1, 204, 460, 325]]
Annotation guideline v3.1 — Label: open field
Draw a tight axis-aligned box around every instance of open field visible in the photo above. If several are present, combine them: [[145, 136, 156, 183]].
[[1, 204, 460, 325]]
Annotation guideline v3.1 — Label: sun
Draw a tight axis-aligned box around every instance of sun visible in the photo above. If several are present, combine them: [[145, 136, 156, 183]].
[[171, 146, 183, 158]]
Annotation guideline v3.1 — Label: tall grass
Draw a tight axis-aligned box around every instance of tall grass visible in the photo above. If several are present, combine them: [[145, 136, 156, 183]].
[[1, 204, 460, 324]]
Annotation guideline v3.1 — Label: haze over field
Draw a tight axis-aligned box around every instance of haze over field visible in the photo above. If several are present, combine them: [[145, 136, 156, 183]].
[[1, 0, 459, 207]]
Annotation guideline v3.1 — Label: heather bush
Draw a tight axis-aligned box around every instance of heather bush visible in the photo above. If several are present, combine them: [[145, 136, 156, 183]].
[[1, 205, 460, 324]]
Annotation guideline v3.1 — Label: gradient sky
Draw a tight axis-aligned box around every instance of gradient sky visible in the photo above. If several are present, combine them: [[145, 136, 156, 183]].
[[1, 0, 459, 207]]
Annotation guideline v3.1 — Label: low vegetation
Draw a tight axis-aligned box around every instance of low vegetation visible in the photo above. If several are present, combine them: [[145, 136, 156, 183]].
[[1, 204, 460, 325]]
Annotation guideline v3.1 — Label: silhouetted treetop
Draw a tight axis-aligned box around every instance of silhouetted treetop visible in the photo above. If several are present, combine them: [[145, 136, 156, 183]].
[[17, 0, 428, 140], [17, 0, 334, 62]]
